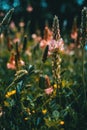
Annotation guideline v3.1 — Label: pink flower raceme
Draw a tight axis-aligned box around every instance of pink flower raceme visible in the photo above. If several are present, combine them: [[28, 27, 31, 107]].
[[71, 32, 78, 40], [44, 75, 54, 95], [70, 17, 78, 42], [40, 39, 49, 48], [40, 26, 64, 55], [7, 53, 16, 70], [48, 38, 64, 55], [7, 53, 25, 70], [40, 26, 52, 48]]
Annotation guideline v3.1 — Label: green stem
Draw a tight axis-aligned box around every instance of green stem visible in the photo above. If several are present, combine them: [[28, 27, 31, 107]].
[[56, 80, 59, 95], [82, 46, 86, 101]]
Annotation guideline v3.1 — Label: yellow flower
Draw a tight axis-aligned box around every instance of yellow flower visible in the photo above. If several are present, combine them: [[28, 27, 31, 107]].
[[36, 78, 39, 82], [60, 121, 64, 125], [54, 84, 57, 88], [5, 90, 16, 98], [60, 129, 64, 130], [24, 117, 29, 121], [54, 84, 60, 89], [62, 80, 66, 87], [42, 109, 47, 114], [4, 101, 9, 107], [32, 110, 35, 113]]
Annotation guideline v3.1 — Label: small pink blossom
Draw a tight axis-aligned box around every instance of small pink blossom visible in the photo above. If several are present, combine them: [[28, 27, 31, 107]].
[[13, 38, 20, 44], [7, 53, 25, 70], [10, 21, 16, 29], [71, 32, 78, 40], [0, 33, 4, 38], [32, 34, 42, 43], [32, 34, 37, 39], [19, 21, 25, 27], [26, 5, 33, 12], [7, 54, 16, 70], [44, 87, 53, 95], [40, 39, 50, 48], [7, 61, 16, 70], [48, 38, 64, 55]]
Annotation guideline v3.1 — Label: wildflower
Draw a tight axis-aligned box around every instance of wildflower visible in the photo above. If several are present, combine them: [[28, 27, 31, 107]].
[[80, 7, 87, 46], [60, 121, 64, 125], [32, 34, 37, 39], [5, 90, 16, 98], [24, 117, 29, 121], [0, 107, 3, 117], [32, 110, 35, 113], [19, 21, 25, 28], [13, 38, 20, 44], [10, 21, 16, 30], [48, 16, 64, 55], [48, 38, 64, 55], [42, 109, 47, 114], [45, 75, 50, 87], [32, 33, 42, 43], [40, 39, 48, 48], [7, 61, 15, 69], [53, 84, 60, 89], [15, 42, 25, 69], [44, 87, 53, 95], [26, 108, 31, 114], [71, 32, 78, 41], [26, 5, 33, 12], [50, 15, 63, 87], [0, 33, 4, 38], [40, 26, 52, 48], [19, 59, 25, 66], [4, 101, 9, 107], [36, 78, 39, 82], [7, 53, 16, 70], [71, 17, 78, 41]]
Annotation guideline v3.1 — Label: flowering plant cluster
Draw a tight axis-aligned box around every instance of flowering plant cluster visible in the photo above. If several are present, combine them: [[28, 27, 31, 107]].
[[0, 7, 87, 130]]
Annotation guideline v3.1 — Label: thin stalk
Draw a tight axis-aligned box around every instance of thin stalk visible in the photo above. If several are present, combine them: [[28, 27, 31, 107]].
[[82, 45, 86, 101], [56, 80, 59, 95]]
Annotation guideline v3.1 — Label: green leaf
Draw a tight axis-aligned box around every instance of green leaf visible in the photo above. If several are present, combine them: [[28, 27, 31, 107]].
[[39, 75, 45, 89], [28, 65, 35, 75]]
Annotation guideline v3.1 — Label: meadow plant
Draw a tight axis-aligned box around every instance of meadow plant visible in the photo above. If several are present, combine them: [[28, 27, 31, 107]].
[[0, 7, 87, 130]]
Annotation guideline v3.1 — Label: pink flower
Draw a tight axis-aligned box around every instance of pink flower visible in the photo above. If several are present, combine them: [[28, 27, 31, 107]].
[[40, 26, 52, 48], [26, 5, 33, 12], [48, 38, 64, 55], [44, 87, 53, 95], [40, 39, 50, 48], [10, 21, 16, 29], [19, 21, 25, 27], [7, 53, 25, 70], [7, 61, 16, 70], [7, 54, 16, 70], [13, 38, 20, 44], [32, 34, 42, 43], [7, 53, 16, 70], [19, 59, 25, 66], [71, 32, 78, 40]]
